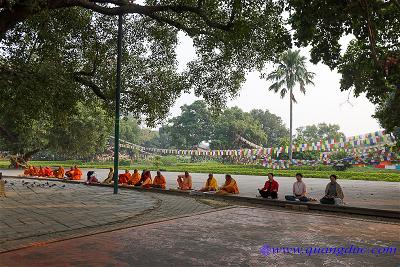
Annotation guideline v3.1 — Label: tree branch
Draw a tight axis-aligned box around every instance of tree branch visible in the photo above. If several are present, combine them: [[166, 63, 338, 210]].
[[73, 71, 109, 101], [1, 0, 239, 38]]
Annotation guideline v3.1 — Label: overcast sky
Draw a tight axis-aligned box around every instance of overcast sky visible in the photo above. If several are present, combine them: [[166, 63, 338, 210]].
[[167, 32, 381, 137]]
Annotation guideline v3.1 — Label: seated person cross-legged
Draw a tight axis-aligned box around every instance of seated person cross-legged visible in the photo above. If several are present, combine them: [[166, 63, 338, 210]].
[[320, 174, 344, 205], [177, 171, 192, 190], [128, 169, 141, 186], [151, 171, 166, 189], [141, 171, 152, 189], [285, 173, 309, 202], [215, 174, 239, 195], [102, 168, 114, 184], [199, 173, 218, 192], [118, 169, 131, 184], [258, 173, 279, 199]]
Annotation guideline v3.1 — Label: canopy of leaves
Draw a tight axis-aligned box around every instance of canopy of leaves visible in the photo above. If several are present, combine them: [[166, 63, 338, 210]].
[[161, 100, 214, 148], [249, 109, 289, 147], [287, 0, 399, 134], [265, 49, 315, 102], [209, 107, 267, 149], [295, 123, 346, 144], [0, 1, 292, 155]]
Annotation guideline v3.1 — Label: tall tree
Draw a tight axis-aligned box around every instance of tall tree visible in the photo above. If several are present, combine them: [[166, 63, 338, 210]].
[[250, 109, 289, 147], [295, 123, 346, 144], [265, 50, 315, 160], [210, 107, 267, 149], [0, 2, 291, 155], [161, 100, 214, 148], [287, 0, 399, 140]]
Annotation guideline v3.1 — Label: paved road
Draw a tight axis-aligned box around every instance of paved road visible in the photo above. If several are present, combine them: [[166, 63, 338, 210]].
[[2, 168, 400, 211], [1, 207, 398, 266], [0, 178, 222, 252]]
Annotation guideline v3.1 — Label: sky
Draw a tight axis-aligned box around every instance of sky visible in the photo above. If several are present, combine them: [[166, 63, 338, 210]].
[[166, 32, 381, 138]]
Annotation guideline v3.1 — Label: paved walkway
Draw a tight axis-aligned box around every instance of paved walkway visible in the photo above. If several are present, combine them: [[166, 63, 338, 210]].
[[0, 207, 398, 266], [0, 178, 223, 252], [3, 168, 400, 211]]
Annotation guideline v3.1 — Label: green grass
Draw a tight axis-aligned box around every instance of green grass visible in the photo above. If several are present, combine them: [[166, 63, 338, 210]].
[[1, 160, 399, 182]]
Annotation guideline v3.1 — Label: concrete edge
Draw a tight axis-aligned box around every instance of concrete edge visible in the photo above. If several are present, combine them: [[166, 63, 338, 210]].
[[3, 175, 400, 220]]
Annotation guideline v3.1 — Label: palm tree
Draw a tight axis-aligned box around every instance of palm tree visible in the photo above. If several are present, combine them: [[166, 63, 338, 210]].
[[266, 50, 315, 160]]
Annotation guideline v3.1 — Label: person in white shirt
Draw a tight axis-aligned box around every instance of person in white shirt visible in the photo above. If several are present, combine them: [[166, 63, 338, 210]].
[[285, 173, 309, 202]]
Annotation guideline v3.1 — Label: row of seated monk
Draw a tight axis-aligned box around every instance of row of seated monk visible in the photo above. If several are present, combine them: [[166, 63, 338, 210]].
[[101, 169, 239, 196], [23, 165, 82, 180], [23, 166, 344, 204]]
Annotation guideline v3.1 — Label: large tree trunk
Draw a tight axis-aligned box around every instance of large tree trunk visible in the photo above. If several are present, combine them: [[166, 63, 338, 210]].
[[289, 87, 293, 161]]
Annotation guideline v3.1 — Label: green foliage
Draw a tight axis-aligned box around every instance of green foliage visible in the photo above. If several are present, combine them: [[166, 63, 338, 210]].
[[287, 0, 400, 136], [295, 123, 346, 144], [162, 100, 214, 148], [210, 107, 267, 149], [249, 109, 289, 147], [265, 50, 315, 102]]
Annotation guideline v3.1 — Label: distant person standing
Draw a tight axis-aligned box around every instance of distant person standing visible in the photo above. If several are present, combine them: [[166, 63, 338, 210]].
[[258, 173, 279, 199]]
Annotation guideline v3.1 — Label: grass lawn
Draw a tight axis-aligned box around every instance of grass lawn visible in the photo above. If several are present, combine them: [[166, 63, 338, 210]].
[[1, 160, 399, 182]]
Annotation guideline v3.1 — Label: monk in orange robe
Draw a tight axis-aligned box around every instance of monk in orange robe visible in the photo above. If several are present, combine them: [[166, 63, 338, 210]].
[[141, 171, 152, 189], [177, 171, 192, 190], [23, 166, 32, 176], [53, 166, 65, 179], [151, 171, 166, 189], [128, 169, 141, 186], [37, 166, 45, 177], [31, 166, 39, 176], [118, 170, 131, 184], [43, 167, 53, 177], [215, 174, 239, 195], [71, 165, 83, 180], [65, 167, 74, 179]]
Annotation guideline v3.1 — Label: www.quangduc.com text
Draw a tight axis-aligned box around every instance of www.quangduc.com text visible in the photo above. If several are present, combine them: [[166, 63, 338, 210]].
[[260, 244, 397, 256]]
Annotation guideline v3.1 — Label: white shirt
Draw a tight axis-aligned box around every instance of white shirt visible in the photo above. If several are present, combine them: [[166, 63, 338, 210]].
[[293, 181, 306, 196]]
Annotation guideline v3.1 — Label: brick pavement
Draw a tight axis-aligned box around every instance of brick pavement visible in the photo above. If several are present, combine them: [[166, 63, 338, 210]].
[[0, 207, 399, 266], [0, 178, 228, 253]]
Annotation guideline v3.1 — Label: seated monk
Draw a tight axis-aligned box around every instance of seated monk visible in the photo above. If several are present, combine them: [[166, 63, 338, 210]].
[[199, 173, 218, 192], [31, 166, 39, 176], [151, 171, 166, 189], [72, 165, 83, 180], [53, 166, 65, 179], [128, 169, 141, 186], [215, 174, 239, 195], [118, 169, 131, 184], [65, 167, 74, 179], [177, 171, 192, 190], [102, 168, 114, 184], [37, 166, 45, 177], [23, 166, 33, 176], [141, 171, 152, 189], [43, 166, 53, 177]]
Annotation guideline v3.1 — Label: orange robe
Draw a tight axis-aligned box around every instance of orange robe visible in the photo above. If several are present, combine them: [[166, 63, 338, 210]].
[[71, 168, 82, 180], [38, 168, 45, 177], [32, 167, 39, 176], [43, 167, 53, 177], [118, 173, 131, 184], [141, 177, 152, 189], [221, 178, 239, 194], [54, 167, 65, 179], [129, 173, 141, 185], [153, 175, 166, 189], [23, 168, 30, 176]]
